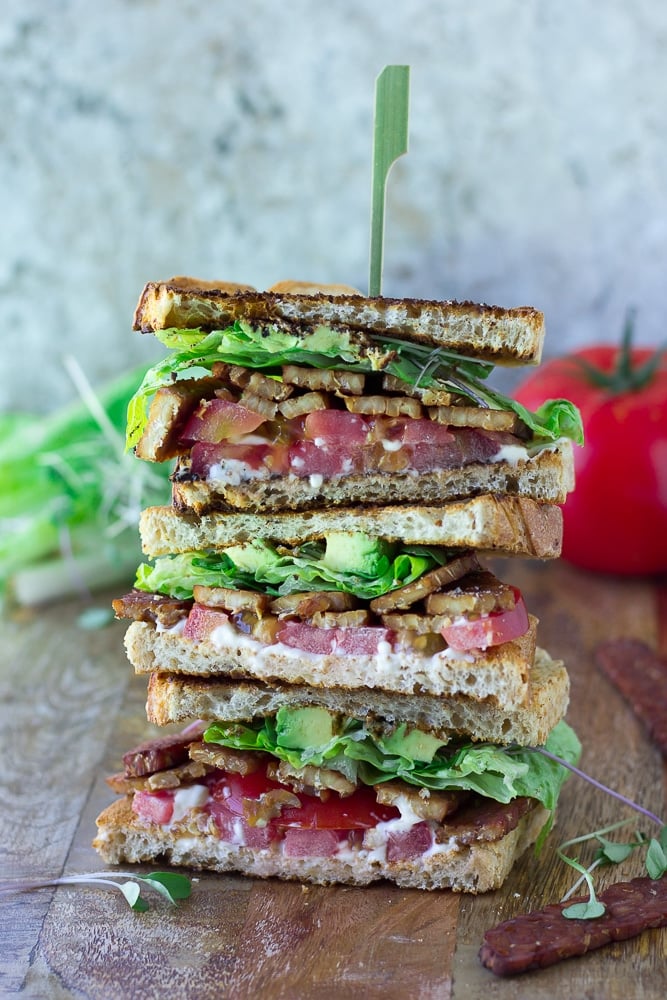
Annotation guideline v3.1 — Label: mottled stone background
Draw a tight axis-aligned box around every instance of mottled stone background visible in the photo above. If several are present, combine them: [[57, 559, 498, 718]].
[[2, 0, 666, 413]]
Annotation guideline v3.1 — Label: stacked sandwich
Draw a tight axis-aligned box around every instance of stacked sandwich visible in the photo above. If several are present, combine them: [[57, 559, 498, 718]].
[[94, 277, 582, 892]]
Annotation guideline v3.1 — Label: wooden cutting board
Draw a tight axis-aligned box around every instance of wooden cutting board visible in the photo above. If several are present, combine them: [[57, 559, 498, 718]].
[[1, 559, 666, 999]]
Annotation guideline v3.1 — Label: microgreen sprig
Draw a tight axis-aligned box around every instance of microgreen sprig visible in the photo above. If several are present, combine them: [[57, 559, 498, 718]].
[[0, 871, 192, 913], [528, 745, 667, 919]]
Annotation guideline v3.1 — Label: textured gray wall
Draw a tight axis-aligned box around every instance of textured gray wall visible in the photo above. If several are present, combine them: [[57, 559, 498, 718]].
[[3, 0, 666, 413]]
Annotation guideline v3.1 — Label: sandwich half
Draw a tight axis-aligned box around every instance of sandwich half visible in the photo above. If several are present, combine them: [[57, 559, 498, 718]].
[[94, 648, 579, 892], [126, 279, 581, 514]]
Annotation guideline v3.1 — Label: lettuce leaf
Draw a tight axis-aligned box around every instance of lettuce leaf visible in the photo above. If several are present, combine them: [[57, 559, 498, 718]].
[[125, 323, 584, 449], [203, 716, 581, 813], [134, 536, 448, 601]]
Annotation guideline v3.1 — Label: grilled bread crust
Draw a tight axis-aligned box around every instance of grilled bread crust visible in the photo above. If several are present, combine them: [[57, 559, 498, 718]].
[[133, 278, 545, 366]]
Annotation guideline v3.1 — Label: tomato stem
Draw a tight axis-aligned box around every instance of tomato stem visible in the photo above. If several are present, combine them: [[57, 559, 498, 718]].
[[575, 309, 667, 394]]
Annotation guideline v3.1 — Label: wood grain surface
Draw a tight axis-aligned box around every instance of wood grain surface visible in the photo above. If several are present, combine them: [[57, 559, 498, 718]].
[[1, 559, 666, 999]]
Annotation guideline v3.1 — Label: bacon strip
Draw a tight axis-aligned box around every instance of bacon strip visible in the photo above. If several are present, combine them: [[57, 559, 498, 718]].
[[112, 590, 191, 627], [595, 639, 667, 757], [479, 876, 667, 976], [122, 724, 206, 777]]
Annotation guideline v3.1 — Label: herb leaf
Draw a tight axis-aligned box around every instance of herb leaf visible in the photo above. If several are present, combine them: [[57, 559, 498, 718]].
[[141, 871, 192, 902], [0, 870, 193, 913], [563, 899, 606, 920], [120, 881, 149, 911], [646, 837, 667, 880]]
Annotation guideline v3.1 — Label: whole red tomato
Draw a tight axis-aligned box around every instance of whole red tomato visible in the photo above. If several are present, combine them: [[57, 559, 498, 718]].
[[514, 319, 667, 575]]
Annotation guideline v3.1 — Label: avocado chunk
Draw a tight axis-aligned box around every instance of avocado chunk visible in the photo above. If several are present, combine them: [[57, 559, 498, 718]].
[[379, 724, 448, 763], [275, 706, 337, 750], [322, 532, 391, 576], [224, 540, 280, 575]]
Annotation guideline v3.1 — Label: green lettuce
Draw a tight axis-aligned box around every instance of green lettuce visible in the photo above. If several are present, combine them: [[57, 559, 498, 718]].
[[125, 322, 584, 450], [203, 715, 581, 814], [134, 535, 449, 601]]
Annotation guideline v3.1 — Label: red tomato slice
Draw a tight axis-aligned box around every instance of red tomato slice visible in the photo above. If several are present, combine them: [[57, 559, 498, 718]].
[[399, 417, 456, 446], [283, 828, 341, 857], [304, 409, 369, 445], [386, 821, 433, 861], [183, 605, 229, 643], [288, 439, 360, 477], [207, 768, 281, 812], [276, 784, 399, 830], [278, 621, 393, 655], [441, 590, 529, 651], [132, 789, 174, 825], [180, 398, 266, 443]]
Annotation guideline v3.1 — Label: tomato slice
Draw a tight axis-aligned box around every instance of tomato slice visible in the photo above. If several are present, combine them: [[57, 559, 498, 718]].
[[440, 590, 529, 651], [132, 789, 174, 825], [180, 398, 267, 443], [399, 417, 456, 446], [386, 821, 433, 861], [183, 605, 229, 643], [276, 784, 399, 830], [303, 409, 369, 445], [283, 828, 341, 857], [288, 439, 360, 477], [207, 769, 282, 813], [205, 766, 399, 841], [278, 621, 393, 655]]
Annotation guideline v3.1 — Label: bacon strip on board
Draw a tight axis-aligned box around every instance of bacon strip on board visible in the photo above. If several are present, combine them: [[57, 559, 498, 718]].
[[479, 876, 667, 976], [595, 638, 667, 757]]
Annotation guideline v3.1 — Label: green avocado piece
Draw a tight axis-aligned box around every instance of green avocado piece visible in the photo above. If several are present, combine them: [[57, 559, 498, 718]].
[[275, 706, 337, 750], [322, 532, 389, 576], [224, 540, 280, 575], [379, 724, 448, 763]]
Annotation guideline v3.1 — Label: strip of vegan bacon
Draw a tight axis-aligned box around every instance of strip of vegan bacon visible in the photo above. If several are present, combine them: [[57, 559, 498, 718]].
[[595, 638, 667, 758], [479, 876, 667, 976]]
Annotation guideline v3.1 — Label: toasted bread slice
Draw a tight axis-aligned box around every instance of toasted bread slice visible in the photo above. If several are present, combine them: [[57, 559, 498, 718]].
[[124, 615, 538, 707], [139, 495, 563, 559], [145, 646, 569, 746], [133, 278, 545, 365]]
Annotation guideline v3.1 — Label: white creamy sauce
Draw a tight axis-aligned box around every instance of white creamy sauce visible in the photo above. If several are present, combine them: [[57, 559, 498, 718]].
[[156, 617, 187, 635], [491, 443, 530, 466], [208, 459, 269, 485], [381, 438, 403, 452], [207, 620, 477, 673], [309, 473, 324, 489], [169, 784, 209, 825]]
